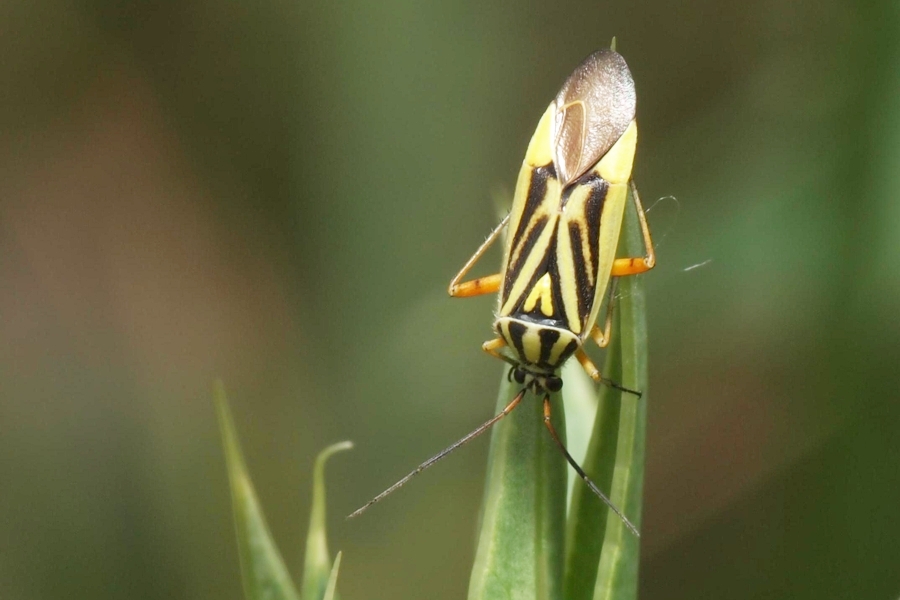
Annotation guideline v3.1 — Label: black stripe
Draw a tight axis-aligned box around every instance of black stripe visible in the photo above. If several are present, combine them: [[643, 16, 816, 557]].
[[510, 218, 569, 328], [584, 178, 607, 281], [507, 321, 528, 362], [568, 222, 592, 322], [545, 229, 567, 325], [558, 340, 579, 367], [503, 214, 549, 303], [510, 165, 552, 257], [538, 329, 561, 367], [581, 178, 608, 330]]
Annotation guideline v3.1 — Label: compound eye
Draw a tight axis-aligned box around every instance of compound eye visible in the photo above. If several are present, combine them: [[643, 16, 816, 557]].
[[513, 368, 527, 384], [546, 376, 563, 392]]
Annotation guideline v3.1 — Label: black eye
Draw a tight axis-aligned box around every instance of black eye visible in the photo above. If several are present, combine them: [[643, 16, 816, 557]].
[[513, 368, 526, 384], [546, 377, 563, 392]]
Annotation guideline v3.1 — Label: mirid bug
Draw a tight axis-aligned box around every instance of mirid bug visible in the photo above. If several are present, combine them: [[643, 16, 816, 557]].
[[350, 48, 655, 536]]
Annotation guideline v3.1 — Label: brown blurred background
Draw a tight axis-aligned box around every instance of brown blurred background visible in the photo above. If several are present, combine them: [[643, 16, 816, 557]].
[[1, 0, 899, 598]]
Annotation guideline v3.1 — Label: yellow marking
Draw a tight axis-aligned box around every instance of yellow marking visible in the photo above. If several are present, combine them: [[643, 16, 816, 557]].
[[522, 273, 554, 316], [521, 326, 543, 364], [596, 120, 637, 184], [505, 108, 553, 261], [523, 105, 555, 167], [554, 218, 582, 335]]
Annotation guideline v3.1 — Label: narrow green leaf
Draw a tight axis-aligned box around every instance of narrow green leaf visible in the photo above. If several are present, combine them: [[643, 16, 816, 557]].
[[560, 360, 600, 507], [321, 552, 342, 600], [592, 195, 650, 600], [563, 194, 650, 600], [563, 344, 624, 600], [468, 375, 568, 600], [215, 382, 301, 600], [301, 441, 353, 600]]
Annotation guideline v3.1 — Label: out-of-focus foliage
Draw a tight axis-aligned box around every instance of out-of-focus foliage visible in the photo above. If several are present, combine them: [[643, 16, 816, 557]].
[[301, 440, 352, 600], [1, 0, 899, 599], [216, 384, 346, 600], [216, 384, 301, 600]]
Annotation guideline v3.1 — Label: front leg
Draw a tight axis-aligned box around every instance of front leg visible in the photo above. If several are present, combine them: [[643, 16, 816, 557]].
[[448, 214, 509, 298], [482, 337, 518, 368]]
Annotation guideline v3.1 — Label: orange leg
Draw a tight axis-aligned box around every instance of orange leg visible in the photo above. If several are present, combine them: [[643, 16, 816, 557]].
[[482, 337, 517, 367], [589, 279, 617, 349], [589, 317, 612, 349], [575, 347, 603, 383], [451, 274, 502, 298], [448, 214, 509, 298], [610, 180, 656, 277], [575, 346, 642, 398]]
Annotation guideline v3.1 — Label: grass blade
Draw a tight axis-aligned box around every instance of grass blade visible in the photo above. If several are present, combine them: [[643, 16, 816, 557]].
[[592, 191, 650, 600], [301, 441, 352, 600], [215, 382, 301, 600], [321, 552, 343, 600], [563, 192, 650, 600], [563, 344, 625, 600], [468, 376, 568, 600]]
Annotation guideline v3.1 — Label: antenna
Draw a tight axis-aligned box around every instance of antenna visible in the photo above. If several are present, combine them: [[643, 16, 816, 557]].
[[349, 388, 640, 538], [348, 388, 527, 519], [541, 394, 640, 537]]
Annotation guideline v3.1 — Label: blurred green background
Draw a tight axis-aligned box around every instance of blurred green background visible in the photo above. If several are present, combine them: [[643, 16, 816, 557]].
[[2, 0, 899, 598]]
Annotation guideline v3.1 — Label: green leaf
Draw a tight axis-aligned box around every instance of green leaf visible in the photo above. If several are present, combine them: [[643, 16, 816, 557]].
[[301, 441, 353, 600], [563, 344, 624, 600], [215, 382, 301, 600], [563, 193, 650, 600], [590, 188, 650, 600], [468, 375, 568, 600], [560, 360, 601, 507], [321, 552, 342, 600]]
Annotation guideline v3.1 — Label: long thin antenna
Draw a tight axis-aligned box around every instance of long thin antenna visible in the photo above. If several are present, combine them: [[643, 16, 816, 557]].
[[600, 378, 643, 399], [348, 388, 527, 519], [541, 395, 640, 537]]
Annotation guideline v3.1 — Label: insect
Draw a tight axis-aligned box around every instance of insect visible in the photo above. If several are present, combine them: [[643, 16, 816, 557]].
[[349, 48, 655, 536]]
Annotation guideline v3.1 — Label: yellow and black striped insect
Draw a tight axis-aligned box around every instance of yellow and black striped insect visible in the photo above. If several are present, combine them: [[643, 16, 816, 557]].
[[350, 48, 655, 536]]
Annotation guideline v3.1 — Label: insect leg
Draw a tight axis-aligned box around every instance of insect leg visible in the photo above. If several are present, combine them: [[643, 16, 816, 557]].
[[541, 394, 639, 537], [575, 346, 642, 397], [589, 279, 618, 349], [482, 337, 518, 368], [448, 214, 510, 297], [610, 180, 656, 277], [575, 347, 603, 382]]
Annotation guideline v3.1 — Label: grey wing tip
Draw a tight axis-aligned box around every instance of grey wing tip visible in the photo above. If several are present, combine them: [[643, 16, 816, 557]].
[[551, 49, 637, 185]]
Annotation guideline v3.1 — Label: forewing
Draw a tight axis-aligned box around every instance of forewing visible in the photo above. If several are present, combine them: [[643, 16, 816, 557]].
[[555, 176, 609, 335], [552, 50, 636, 186], [499, 167, 560, 316]]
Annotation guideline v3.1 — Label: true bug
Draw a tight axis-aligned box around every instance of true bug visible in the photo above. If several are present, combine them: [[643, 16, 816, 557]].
[[350, 48, 655, 536]]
